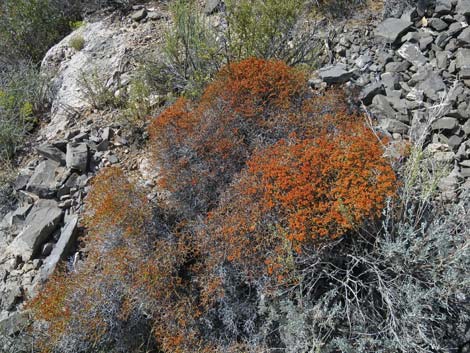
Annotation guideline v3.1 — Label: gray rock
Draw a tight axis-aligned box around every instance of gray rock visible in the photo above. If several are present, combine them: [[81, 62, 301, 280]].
[[456, 0, 470, 15], [385, 61, 411, 72], [26, 160, 61, 198], [432, 117, 459, 130], [398, 43, 427, 66], [7, 200, 63, 261], [436, 51, 449, 69], [41, 242, 54, 257], [436, 33, 451, 48], [463, 120, 470, 135], [457, 27, 470, 44], [35, 144, 66, 165], [456, 49, 470, 79], [355, 54, 372, 69], [428, 18, 449, 31], [435, 0, 453, 14], [131, 9, 147, 21], [204, 0, 221, 14], [375, 18, 413, 43], [381, 72, 401, 90], [0, 311, 29, 336], [417, 72, 447, 101], [448, 22, 465, 37], [318, 64, 353, 84], [101, 127, 113, 141], [8, 205, 32, 227], [419, 36, 434, 50], [380, 119, 410, 134], [147, 11, 164, 21], [37, 215, 78, 283], [360, 82, 385, 104], [66, 143, 88, 173]]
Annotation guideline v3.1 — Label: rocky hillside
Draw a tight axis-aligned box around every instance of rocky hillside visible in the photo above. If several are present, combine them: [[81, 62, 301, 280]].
[[0, 0, 469, 352]]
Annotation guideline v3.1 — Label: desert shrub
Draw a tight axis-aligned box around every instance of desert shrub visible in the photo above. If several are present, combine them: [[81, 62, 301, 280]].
[[0, 62, 47, 160], [250, 155, 470, 353], [225, 0, 321, 65], [142, 0, 322, 97], [310, 0, 367, 18], [78, 69, 124, 110], [0, 161, 18, 219], [200, 120, 396, 289], [29, 168, 159, 353], [29, 167, 202, 353], [142, 0, 223, 98], [69, 34, 85, 51], [149, 58, 333, 216], [0, 0, 70, 63]]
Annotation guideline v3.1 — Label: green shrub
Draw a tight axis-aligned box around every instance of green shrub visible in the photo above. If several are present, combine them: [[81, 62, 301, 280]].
[[78, 69, 124, 110], [142, 0, 321, 98], [69, 34, 85, 51], [0, 63, 47, 161], [142, 0, 223, 98], [0, 0, 70, 62], [225, 0, 321, 65]]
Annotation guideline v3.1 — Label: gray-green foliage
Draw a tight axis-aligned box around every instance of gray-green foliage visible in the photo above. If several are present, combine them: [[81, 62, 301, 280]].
[[250, 107, 470, 352], [142, 0, 222, 98], [0, 0, 70, 63], [0, 63, 47, 161], [78, 69, 124, 110], [143, 0, 322, 98], [225, 0, 321, 65]]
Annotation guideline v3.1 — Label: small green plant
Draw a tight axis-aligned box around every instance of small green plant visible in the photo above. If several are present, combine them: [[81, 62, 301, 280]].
[[78, 69, 123, 110], [0, 0, 70, 62], [118, 76, 154, 127], [69, 34, 85, 51], [69, 20, 84, 30], [0, 62, 46, 160]]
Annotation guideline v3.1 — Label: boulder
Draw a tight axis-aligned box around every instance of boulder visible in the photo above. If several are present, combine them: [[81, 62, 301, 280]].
[[66, 143, 88, 173], [432, 117, 459, 130], [318, 63, 353, 83], [131, 8, 147, 21], [380, 119, 410, 134], [417, 72, 447, 101], [37, 215, 78, 283], [435, 0, 453, 14], [428, 18, 449, 31], [457, 27, 470, 44], [26, 160, 62, 198], [35, 144, 66, 165], [360, 82, 385, 104], [456, 0, 470, 15], [375, 18, 413, 43], [7, 200, 63, 261], [397, 43, 427, 67]]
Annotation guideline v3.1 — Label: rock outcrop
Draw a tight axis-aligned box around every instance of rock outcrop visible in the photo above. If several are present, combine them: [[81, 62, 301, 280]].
[[313, 0, 470, 198]]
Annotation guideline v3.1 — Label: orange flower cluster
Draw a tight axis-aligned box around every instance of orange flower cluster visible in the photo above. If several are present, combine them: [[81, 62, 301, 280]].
[[202, 120, 396, 283], [148, 58, 340, 215]]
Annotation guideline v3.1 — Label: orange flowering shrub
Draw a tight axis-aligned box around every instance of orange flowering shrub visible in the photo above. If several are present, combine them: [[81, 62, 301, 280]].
[[149, 58, 352, 216], [29, 166, 225, 353], [83, 166, 150, 238], [201, 120, 396, 284]]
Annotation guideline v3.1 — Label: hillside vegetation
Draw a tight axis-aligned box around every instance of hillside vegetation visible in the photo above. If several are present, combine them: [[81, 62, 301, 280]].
[[0, 0, 469, 352]]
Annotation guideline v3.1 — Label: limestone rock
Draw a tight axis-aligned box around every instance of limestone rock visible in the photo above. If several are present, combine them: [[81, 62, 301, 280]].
[[375, 18, 413, 43], [35, 144, 66, 165], [26, 160, 62, 198], [7, 200, 63, 262], [318, 64, 353, 84], [66, 143, 88, 173], [398, 43, 427, 66]]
